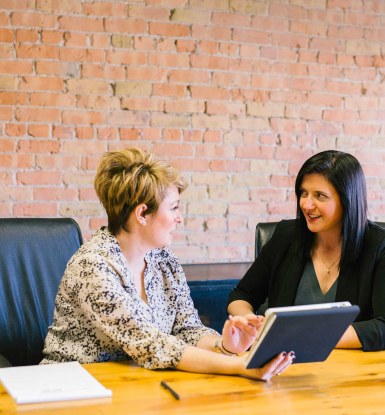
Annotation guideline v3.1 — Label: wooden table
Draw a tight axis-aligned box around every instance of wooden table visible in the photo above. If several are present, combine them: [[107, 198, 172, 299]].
[[0, 350, 384, 415]]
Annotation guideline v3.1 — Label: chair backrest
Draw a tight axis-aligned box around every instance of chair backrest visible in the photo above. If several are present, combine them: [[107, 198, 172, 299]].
[[0, 218, 83, 366], [255, 222, 279, 258], [255, 221, 385, 258]]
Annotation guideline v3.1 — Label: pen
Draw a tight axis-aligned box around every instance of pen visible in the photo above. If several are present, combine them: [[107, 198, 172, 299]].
[[160, 380, 180, 401]]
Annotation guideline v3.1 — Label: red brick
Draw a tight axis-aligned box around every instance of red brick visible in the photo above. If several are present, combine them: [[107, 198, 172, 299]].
[[0, 139, 15, 152], [16, 44, 59, 59], [13, 203, 58, 217], [17, 171, 61, 185], [164, 99, 204, 113], [30, 92, 77, 107], [174, 157, 210, 172], [34, 187, 79, 201], [183, 130, 204, 142], [41, 30, 63, 44], [203, 130, 220, 143], [169, 69, 210, 84], [63, 31, 88, 47], [153, 84, 186, 97], [11, 11, 57, 27], [18, 139, 60, 153], [0, 92, 28, 105], [0, 106, 13, 120], [20, 76, 64, 91], [82, 1, 127, 16], [59, 47, 105, 63], [52, 125, 74, 139], [149, 22, 190, 37], [76, 126, 95, 140], [90, 33, 110, 48], [5, 123, 26, 137], [128, 5, 169, 20], [77, 96, 120, 110], [106, 50, 146, 65], [97, 127, 119, 140], [35, 61, 78, 76], [82, 63, 125, 80], [104, 18, 147, 34], [0, 154, 33, 168], [163, 129, 182, 141], [15, 107, 61, 122], [62, 110, 106, 125], [59, 15, 104, 32], [28, 124, 50, 138], [36, 0, 82, 13], [212, 11, 250, 27], [176, 39, 196, 53], [15, 29, 39, 42], [36, 152, 82, 172]]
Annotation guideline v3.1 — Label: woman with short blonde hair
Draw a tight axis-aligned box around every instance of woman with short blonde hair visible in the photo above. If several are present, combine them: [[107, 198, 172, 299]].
[[42, 147, 293, 381], [94, 147, 187, 235]]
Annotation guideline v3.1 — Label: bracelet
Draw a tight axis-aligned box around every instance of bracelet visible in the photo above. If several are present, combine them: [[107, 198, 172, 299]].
[[214, 338, 237, 356]]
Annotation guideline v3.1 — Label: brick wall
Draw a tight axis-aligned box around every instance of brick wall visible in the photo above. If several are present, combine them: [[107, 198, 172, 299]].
[[1, 0, 385, 263]]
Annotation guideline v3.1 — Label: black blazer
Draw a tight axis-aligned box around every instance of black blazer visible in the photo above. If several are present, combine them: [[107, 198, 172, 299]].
[[228, 219, 385, 351]]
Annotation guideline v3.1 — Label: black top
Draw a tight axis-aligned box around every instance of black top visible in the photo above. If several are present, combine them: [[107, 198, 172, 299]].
[[228, 219, 385, 351]]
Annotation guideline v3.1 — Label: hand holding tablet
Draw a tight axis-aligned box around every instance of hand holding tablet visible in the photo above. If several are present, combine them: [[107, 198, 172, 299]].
[[245, 302, 360, 369]]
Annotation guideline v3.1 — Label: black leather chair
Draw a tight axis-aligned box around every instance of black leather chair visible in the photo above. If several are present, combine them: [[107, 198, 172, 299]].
[[255, 221, 279, 258], [0, 218, 83, 366]]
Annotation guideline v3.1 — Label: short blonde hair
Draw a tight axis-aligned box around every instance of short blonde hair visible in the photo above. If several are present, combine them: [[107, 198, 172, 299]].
[[94, 147, 187, 235]]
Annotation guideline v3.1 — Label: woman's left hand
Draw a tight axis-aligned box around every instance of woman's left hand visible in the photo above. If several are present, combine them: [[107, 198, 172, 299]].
[[221, 314, 265, 355]]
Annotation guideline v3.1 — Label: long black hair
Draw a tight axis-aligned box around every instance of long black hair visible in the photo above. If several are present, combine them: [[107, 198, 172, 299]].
[[294, 150, 368, 265]]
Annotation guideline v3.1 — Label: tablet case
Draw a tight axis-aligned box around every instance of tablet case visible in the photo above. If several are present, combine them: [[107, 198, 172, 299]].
[[245, 304, 360, 369]]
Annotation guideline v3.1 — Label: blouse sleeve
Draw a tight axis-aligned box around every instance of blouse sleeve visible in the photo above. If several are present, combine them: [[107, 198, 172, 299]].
[[63, 254, 188, 370]]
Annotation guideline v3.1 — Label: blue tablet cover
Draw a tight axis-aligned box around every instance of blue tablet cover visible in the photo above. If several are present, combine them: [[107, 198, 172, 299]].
[[245, 305, 360, 369]]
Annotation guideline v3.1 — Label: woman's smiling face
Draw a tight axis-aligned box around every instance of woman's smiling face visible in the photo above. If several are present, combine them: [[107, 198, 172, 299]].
[[299, 173, 344, 236], [144, 185, 183, 249]]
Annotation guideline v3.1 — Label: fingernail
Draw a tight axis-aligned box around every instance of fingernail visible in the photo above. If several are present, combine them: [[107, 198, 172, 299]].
[[282, 352, 287, 357]]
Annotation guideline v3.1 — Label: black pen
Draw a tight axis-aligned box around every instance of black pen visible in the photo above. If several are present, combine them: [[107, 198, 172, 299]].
[[160, 380, 180, 400]]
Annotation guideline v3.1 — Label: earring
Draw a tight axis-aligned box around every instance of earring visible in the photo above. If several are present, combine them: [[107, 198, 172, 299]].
[[141, 219, 146, 225]]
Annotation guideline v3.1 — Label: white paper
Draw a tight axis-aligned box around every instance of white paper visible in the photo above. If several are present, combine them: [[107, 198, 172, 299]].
[[0, 361, 112, 404]]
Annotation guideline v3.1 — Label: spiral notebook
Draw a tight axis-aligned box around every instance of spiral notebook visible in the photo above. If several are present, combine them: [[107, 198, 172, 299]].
[[245, 301, 360, 369]]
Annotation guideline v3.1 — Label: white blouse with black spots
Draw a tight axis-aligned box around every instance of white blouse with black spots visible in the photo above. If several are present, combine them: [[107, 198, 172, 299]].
[[41, 227, 218, 369]]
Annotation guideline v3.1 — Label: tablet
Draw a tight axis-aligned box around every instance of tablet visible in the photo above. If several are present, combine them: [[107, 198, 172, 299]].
[[245, 301, 360, 369]]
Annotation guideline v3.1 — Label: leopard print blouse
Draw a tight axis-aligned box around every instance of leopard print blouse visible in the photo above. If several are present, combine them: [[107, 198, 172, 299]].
[[41, 227, 217, 369]]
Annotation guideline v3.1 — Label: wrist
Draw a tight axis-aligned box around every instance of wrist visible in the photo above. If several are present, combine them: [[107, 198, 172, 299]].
[[214, 337, 237, 356]]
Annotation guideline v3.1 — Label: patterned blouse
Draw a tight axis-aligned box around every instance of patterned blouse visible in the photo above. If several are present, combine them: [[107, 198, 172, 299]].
[[41, 227, 217, 369]]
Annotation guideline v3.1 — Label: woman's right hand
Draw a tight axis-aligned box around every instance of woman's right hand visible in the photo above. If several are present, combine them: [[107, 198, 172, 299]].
[[236, 351, 295, 381]]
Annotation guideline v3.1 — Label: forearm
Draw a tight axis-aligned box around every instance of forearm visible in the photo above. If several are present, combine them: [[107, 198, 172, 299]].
[[176, 345, 240, 375], [335, 325, 362, 349], [176, 345, 295, 381], [227, 300, 255, 316], [195, 333, 220, 352]]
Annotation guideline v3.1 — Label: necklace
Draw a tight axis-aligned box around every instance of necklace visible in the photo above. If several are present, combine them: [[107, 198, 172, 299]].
[[320, 255, 340, 274]]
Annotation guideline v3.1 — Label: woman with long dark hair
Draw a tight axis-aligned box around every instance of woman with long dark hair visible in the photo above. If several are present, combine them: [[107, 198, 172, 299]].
[[228, 150, 385, 351]]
